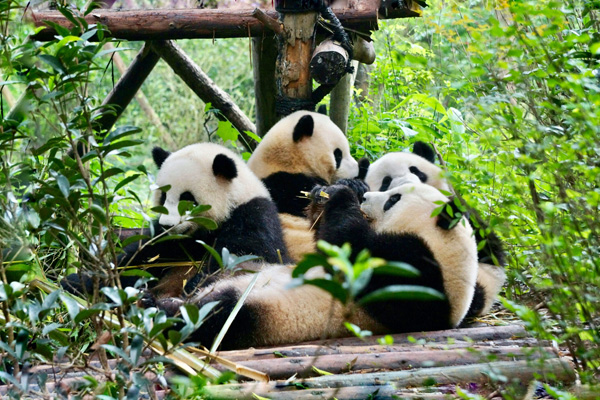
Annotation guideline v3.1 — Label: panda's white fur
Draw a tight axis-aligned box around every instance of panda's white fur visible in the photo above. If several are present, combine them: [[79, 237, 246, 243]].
[[153, 143, 270, 231], [361, 184, 478, 326], [365, 152, 450, 193], [248, 111, 359, 262], [363, 142, 506, 318]]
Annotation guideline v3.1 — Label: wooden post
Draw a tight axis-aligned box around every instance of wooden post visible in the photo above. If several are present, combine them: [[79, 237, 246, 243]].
[[274, 1, 318, 117], [252, 35, 278, 136], [151, 40, 257, 151], [329, 59, 358, 133], [97, 42, 161, 134]]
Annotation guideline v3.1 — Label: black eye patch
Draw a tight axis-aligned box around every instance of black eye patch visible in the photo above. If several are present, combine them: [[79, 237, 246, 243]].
[[409, 166, 428, 183], [179, 191, 198, 205], [383, 193, 401, 212], [159, 192, 166, 206], [379, 176, 392, 192], [334, 148, 343, 169]]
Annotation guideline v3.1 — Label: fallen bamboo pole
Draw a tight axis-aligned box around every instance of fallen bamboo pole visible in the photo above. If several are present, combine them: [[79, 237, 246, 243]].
[[30, 8, 381, 42], [214, 338, 548, 362], [212, 347, 556, 380], [150, 40, 257, 151], [203, 358, 576, 399]]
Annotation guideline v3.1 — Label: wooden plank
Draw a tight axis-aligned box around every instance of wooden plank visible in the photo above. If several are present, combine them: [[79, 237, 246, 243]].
[[97, 42, 160, 133], [150, 40, 257, 151], [30, 8, 379, 42], [203, 359, 576, 399], [213, 347, 557, 380]]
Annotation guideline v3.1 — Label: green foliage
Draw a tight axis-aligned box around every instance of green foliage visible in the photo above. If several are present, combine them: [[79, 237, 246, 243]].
[[349, 0, 600, 388]]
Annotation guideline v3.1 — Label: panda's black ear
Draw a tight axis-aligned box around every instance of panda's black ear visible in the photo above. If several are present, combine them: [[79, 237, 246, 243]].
[[413, 141, 436, 163], [357, 157, 370, 180], [152, 147, 171, 168], [293, 115, 314, 142], [213, 154, 238, 181], [317, 104, 328, 115]]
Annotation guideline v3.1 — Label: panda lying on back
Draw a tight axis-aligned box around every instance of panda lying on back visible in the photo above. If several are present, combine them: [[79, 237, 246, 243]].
[[248, 111, 360, 262], [62, 143, 290, 298], [363, 141, 507, 318], [151, 182, 478, 349]]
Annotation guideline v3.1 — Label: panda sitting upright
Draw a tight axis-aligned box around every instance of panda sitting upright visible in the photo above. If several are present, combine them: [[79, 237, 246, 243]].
[[247, 110, 360, 262], [62, 143, 290, 297], [363, 141, 506, 319]]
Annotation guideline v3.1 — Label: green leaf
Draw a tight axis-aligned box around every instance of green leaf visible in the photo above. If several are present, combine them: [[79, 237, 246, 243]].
[[216, 120, 239, 143], [303, 278, 348, 304], [293, 253, 329, 278], [115, 174, 141, 192], [358, 285, 445, 305], [56, 174, 70, 198], [197, 240, 222, 267], [60, 294, 80, 322], [39, 54, 66, 75], [374, 262, 420, 277]]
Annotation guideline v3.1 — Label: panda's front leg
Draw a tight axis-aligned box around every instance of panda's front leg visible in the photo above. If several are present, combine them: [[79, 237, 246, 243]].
[[307, 184, 374, 252], [139, 291, 184, 317]]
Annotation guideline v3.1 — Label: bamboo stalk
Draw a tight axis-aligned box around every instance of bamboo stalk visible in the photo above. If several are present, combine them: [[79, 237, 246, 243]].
[[203, 358, 575, 399], [212, 347, 556, 380], [214, 338, 548, 362]]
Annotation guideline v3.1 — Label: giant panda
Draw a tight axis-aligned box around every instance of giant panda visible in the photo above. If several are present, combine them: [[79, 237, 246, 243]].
[[62, 143, 291, 298], [363, 141, 506, 318], [247, 111, 359, 262], [150, 182, 477, 349]]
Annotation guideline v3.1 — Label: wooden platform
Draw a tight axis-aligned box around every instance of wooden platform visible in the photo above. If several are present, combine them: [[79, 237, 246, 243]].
[[0, 324, 575, 399]]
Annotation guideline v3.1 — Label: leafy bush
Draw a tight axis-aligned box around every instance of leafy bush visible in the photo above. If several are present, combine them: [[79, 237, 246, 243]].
[[350, 0, 600, 386]]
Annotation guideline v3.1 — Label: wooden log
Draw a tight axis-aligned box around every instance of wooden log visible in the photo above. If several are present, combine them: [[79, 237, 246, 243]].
[[97, 42, 160, 134], [353, 37, 376, 64], [203, 358, 576, 399], [213, 347, 556, 380], [30, 8, 379, 42], [310, 38, 349, 86], [275, 11, 319, 116], [252, 34, 278, 136], [214, 338, 550, 362], [150, 40, 257, 151]]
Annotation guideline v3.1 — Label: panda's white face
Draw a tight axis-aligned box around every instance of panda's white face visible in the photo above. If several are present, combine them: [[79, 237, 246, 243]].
[[153, 143, 271, 234], [361, 183, 478, 326], [248, 111, 359, 183], [360, 184, 446, 234], [365, 152, 449, 193]]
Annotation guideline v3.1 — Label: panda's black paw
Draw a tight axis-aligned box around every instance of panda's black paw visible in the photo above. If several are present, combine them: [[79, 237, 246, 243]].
[[138, 291, 157, 309], [335, 178, 370, 202]]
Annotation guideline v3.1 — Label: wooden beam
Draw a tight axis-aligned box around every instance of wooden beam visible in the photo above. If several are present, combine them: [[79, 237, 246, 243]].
[[97, 42, 161, 133], [30, 8, 380, 42], [150, 40, 257, 150]]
